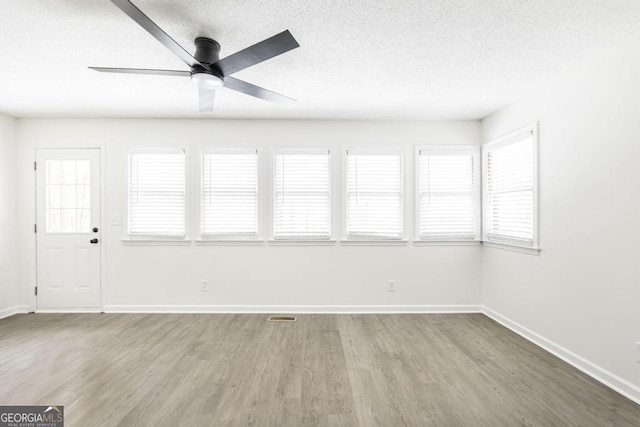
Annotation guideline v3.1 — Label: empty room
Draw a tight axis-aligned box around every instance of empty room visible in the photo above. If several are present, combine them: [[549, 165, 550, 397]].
[[1, 0, 640, 425]]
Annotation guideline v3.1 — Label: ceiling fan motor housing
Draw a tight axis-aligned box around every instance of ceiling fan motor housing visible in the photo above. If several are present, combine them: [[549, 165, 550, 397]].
[[193, 37, 223, 76]]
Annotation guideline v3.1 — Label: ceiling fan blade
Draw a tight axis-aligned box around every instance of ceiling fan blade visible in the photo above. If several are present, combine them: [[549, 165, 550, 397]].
[[215, 30, 299, 77], [223, 77, 296, 106], [89, 67, 190, 77], [111, 0, 201, 68], [199, 87, 216, 112]]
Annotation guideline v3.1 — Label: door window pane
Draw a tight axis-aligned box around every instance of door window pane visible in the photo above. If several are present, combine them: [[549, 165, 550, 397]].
[[45, 160, 91, 233]]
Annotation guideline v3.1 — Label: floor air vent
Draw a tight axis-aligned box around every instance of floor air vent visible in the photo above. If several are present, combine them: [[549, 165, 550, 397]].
[[267, 315, 297, 322]]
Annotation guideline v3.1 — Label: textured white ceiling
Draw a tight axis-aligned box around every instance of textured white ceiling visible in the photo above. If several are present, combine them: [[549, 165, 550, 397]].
[[1, 0, 639, 120]]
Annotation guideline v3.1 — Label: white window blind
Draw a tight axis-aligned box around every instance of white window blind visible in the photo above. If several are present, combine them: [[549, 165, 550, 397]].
[[346, 150, 403, 239], [484, 126, 537, 247], [418, 148, 478, 240], [128, 150, 186, 238], [274, 150, 331, 239], [201, 150, 258, 237]]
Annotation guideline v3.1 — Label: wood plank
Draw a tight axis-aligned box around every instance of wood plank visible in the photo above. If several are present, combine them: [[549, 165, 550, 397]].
[[0, 313, 638, 426]]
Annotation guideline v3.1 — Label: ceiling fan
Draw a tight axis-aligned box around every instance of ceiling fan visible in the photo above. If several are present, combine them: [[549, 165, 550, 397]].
[[89, 0, 300, 111]]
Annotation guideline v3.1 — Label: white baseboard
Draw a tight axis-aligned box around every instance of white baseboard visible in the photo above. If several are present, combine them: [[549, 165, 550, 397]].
[[483, 306, 640, 406], [0, 305, 29, 320], [36, 308, 102, 313], [0, 306, 17, 319], [104, 304, 482, 314]]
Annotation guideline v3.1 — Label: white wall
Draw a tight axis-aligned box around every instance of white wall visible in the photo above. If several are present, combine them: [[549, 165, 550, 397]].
[[482, 35, 640, 399], [16, 119, 482, 311], [0, 114, 18, 317]]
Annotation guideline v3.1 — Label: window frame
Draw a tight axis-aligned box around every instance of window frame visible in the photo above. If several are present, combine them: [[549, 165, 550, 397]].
[[415, 145, 481, 242], [482, 123, 539, 250], [342, 146, 407, 241], [198, 147, 260, 241], [125, 147, 188, 241], [271, 147, 333, 241]]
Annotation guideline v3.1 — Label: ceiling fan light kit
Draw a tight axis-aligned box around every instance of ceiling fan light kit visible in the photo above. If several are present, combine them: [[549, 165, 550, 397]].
[[191, 72, 224, 89], [89, 0, 299, 112]]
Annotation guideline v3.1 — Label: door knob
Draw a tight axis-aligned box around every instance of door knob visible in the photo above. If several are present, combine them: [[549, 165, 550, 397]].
[[93, 227, 99, 233], [90, 238, 99, 244]]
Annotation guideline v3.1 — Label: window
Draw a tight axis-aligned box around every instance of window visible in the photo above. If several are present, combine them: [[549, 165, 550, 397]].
[[201, 149, 258, 238], [273, 149, 331, 239], [128, 149, 186, 238], [345, 149, 404, 239], [45, 160, 91, 233], [483, 124, 538, 248], [417, 147, 480, 240]]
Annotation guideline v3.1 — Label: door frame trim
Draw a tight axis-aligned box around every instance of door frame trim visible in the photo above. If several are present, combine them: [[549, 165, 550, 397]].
[[32, 146, 106, 312]]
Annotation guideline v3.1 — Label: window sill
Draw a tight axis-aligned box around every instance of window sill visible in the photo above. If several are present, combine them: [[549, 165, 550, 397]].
[[414, 240, 481, 246], [341, 240, 408, 247], [483, 241, 540, 255], [121, 239, 191, 246], [268, 239, 336, 246], [195, 239, 264, 246]]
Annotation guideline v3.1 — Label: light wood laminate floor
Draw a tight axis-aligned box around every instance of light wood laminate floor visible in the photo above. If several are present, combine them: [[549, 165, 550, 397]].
[[1, 313, 639, 426]]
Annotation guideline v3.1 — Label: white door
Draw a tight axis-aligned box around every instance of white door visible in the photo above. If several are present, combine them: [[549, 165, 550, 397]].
[[36, 149, 101, 309]]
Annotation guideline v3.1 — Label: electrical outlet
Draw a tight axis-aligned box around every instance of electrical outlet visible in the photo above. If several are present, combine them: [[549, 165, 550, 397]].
[[201, 280, 209, 292], [388, 280, 396, 292]]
